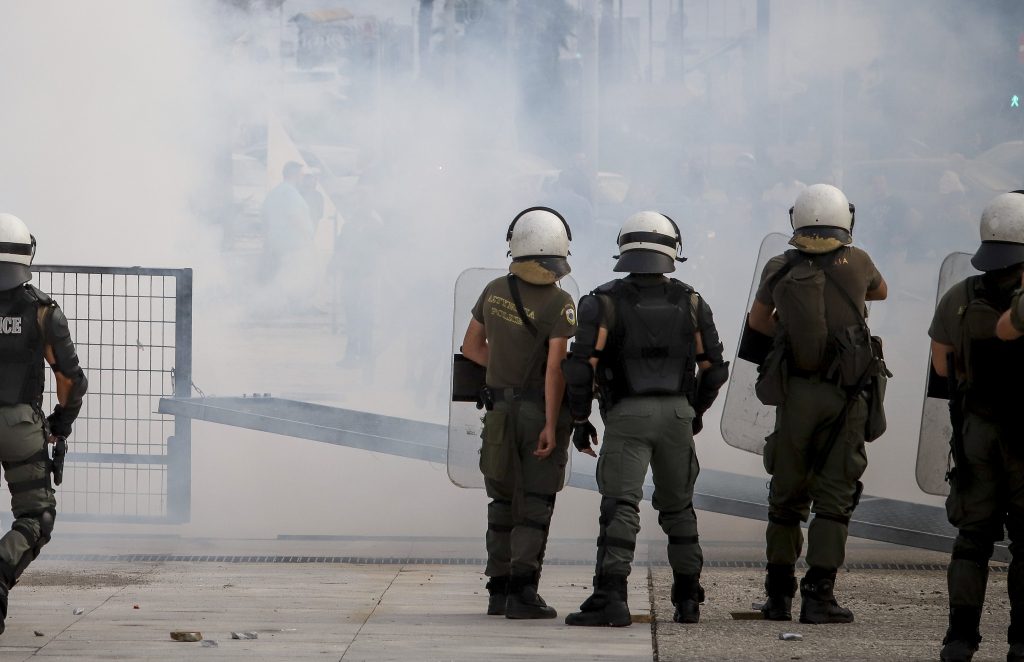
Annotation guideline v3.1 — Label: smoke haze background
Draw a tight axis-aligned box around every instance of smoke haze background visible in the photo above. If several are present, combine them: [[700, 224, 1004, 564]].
[[0, 0, 1022, 540]]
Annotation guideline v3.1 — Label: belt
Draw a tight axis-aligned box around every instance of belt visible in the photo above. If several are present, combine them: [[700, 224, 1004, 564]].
[[489, 387, 545, 403]]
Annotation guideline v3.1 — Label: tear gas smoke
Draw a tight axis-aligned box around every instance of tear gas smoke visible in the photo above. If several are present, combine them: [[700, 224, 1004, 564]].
[[0, 0, 1021, 540]]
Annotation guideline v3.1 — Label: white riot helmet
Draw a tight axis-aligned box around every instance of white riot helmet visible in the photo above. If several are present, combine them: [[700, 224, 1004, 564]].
[[788, 183, 855, 254], [613, 211, 683, 274], [0, 214, 34, 291], [507, 206, 571, 285], [971, 191, 1024, 272]]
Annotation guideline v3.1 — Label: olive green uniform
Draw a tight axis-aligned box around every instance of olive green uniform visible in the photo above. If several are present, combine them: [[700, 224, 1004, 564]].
[[0, 404, 55, 585], [930, 277, 1024, 647], [596, 394, 701, 576], [589, 285, 711, 580], [756, 246, 882, 570], [472, 276, 575, 579]]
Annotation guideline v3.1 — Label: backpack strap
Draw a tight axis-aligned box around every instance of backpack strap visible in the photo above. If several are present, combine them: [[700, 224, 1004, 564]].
[[506, 274, 537, 337]]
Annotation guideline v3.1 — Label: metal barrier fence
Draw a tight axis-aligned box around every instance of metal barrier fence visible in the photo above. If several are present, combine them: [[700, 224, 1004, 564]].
[[33, 266, 193, 523]]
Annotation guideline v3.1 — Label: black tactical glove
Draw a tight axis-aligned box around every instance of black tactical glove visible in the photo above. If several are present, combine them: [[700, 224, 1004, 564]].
[[47, 405, 73, 439], [572, 420, 598, 452], [692, 414, 704, 436]]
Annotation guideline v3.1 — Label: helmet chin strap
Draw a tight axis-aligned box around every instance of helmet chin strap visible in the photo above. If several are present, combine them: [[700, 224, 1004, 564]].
[[29, 235, 36, 265]]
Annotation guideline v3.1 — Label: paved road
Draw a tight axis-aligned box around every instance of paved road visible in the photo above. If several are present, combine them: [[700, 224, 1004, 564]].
[[0, 536, 1000, 661]]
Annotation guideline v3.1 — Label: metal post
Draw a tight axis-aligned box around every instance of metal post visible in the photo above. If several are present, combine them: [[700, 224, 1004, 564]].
[[168, 268, 193, 522]]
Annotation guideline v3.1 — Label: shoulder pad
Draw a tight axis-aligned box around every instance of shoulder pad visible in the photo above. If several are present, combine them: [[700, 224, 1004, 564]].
[[668, 278, 695, 293], [24, 285, 54, 306], [593, 279, 619, 295], [577, 294, 603, 325]]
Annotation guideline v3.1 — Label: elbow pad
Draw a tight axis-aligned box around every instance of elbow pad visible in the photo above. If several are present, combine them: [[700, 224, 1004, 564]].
[[47, 307, 82, 375], [561, 354, 595, 421], [693, 360, 730, 415], [696, 298, 726, 364]]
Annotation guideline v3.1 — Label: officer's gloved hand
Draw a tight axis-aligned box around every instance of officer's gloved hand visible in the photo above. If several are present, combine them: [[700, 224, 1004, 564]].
[[571, 420, 598, 456], [47, 405, 72, 439], [692, 414, 704, 436]]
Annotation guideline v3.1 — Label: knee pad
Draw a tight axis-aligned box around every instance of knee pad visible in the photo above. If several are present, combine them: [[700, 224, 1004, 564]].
[[658, 509, 684, 528], [768, 513, 801, 528], [813, 512, 851, 527], [38, 510, 54, 542], [599, 496, 618, 526], [600, 497, 639, 524], [953, 530, 995, 565]]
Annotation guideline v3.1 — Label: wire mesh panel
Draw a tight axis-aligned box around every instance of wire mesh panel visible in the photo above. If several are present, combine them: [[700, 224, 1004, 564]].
[[32, 267, 192, 523]]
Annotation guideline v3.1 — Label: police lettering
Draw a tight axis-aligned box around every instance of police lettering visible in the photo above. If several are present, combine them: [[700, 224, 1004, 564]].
[[0, 317, 22, 334]]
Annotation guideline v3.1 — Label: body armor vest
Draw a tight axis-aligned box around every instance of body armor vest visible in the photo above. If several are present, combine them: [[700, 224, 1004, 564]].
[[959, 276, 1024, 419], [597, 279, 697, 404], [0, 286, 45, 408]]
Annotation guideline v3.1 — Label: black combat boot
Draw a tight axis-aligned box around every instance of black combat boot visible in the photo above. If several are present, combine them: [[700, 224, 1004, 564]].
[[485, 576, 509, 616], [565, 574, 631, 627], [671, 573, 703, 624], [939, 606, 981, 662], [0, 581, 8, 635], [761, 563, 796, 621], [1006, 608, 1024, 661], [799, 567, 853, 624], [505, 573, 557, 619]]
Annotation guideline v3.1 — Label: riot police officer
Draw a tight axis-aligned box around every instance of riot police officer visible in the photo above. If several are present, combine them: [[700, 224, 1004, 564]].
[[461, 207, 576, 619], [930, 192, 1024, 661], [0, 213, 86, 633], [562, 211, 728, 627], [746, 184, 887, 624]]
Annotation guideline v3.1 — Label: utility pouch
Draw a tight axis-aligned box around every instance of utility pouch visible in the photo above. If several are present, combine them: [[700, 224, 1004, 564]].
[[479, 409, 512, 481], [863, 336, 890, 442], [832, 323, 874, 387], [754, 334, 788, 406]]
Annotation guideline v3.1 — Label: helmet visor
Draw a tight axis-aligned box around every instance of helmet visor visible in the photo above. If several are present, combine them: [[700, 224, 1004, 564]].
[[0, 263, 31, 291], [971, 240, 1024, 272], [510, 256, 571, 284], [788, 227, 852, 254], [613, 249, 679, 274]]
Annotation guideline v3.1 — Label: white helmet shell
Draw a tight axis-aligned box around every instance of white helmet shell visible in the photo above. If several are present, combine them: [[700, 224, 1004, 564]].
[[507, 207, 570, 259], [507, 207, 571, 284], [972, 192, 1024, 272], [0, 214, 34, 290], [614, 211, 682, 274], [788, 184, 854, 254], [791, 184, 853, 232]]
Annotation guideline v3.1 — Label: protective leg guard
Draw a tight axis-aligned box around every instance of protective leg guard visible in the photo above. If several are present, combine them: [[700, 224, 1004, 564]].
[[565, 574, 631, 627], [486, 576, 509, 616], [0, 581, 7, 635], [761, 563, 796, 621], [940, 607, 982, 662], [1008, 608, 1024, 661], [505, 573, 556, 620], [670, 573, 702, 624], [799, 567, 853, 624]]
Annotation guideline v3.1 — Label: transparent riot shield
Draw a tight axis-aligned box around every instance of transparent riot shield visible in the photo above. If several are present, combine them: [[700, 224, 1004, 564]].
[[915, 252, 978, 496], [719, 233, 791, 454], [448, 269, 579, 489]]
